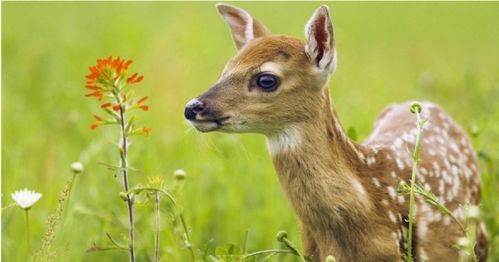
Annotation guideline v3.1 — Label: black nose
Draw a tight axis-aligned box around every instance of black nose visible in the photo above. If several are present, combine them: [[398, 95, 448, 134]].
[[184, 99, 205, 120]]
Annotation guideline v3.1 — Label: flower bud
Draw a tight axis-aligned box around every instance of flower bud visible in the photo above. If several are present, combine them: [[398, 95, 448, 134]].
[[174, 169, 186, 180], [276, 231, 288, 242], [119, 192, 128, 201], [71, 162, 85, 174], [410, 102, 422, 114]]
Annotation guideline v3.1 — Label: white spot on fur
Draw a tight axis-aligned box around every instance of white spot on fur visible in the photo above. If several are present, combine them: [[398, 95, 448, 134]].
[[393, 138, 403, 148], [397, 196, 405, 204], [372, 177, 381, 187], [443, 216, 451, 225], [434, 212, 442, 222], [351, 179, 369, 204], [367, 156, 376, 166], [392, 232, 398, 244], [388, 210, 397, 223], [402, 132, 415, 143], [418, 220, 428, 238], [438, 180, 445, 195], [387, 187, 396, 200], [396, 158, 404, 170], [470, 163, 477, 172], [267, 127, 301, 155], [357, 151, 366, 162], [433, 162, 440, 172]]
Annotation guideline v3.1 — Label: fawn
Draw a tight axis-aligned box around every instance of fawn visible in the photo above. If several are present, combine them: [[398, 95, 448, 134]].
[[185, 4, 489, 261]]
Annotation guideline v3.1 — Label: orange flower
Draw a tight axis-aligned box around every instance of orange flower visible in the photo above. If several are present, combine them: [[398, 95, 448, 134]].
[[85, 56, 134, 85], [85, 56, 143, 102], [85, 56, 147, 134]]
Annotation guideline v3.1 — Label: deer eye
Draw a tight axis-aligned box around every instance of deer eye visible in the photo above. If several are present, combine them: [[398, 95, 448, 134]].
[[256, 73, 280, 91]]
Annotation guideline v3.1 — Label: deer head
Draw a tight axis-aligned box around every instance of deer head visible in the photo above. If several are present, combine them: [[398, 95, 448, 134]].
[[185, 4, 337, 135]]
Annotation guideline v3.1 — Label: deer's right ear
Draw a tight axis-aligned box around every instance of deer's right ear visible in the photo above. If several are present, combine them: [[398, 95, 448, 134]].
[[304, 6, 337, 74], [216, 3, 271, 50]]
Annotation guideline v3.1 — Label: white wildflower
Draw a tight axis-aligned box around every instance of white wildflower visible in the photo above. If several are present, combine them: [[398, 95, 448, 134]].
[[11, 189, 42, 209], [71, 161, 84, 173]]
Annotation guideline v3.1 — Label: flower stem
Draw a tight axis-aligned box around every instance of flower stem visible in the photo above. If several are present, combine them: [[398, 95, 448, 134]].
[[407, 108, 426, 262], [119, 101, 135, 262], [179, 213, 196, 261], [154, 192, 160, 262], [25, 209, 30, 250]]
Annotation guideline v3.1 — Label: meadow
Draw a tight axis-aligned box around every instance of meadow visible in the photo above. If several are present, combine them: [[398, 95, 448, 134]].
[[2, 2, 499, 261]]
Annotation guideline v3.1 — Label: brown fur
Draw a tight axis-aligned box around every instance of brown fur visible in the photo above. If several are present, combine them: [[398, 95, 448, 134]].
[[187, 5, 489, 261]]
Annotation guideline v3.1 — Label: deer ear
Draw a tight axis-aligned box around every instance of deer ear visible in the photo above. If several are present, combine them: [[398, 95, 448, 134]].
[[216, 3, 271, 50], [304, 6, 337, 74]]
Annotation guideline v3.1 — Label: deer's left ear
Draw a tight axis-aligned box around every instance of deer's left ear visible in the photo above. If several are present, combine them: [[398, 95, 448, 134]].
[[216, 3, 271, 50], [305, 6, 337, 74]]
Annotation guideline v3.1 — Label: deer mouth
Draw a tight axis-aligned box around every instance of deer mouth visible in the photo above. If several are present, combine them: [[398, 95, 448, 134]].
[[189, 116, 230, 132]]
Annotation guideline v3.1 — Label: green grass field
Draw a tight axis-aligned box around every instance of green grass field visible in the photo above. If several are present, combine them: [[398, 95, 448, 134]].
[[2, 2, 499, 261]]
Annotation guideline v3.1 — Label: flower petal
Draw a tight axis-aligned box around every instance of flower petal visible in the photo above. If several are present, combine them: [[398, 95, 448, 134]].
[[137, 96, 149, 105], [101, 103, 112, 109], [11, 189, 42, 209]]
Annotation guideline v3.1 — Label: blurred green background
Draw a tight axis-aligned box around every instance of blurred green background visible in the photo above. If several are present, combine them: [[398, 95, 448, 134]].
[[2, 2, 499, 261]]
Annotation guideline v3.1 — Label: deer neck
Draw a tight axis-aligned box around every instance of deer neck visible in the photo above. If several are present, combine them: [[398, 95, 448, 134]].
[[266, 87, 372, 232]]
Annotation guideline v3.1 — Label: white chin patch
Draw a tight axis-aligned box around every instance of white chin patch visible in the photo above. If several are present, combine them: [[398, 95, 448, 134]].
[[190, 120, 219, 132], [266, 127, 301, 155]]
